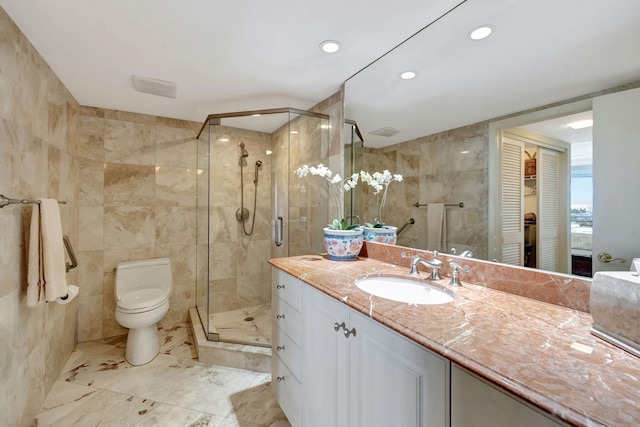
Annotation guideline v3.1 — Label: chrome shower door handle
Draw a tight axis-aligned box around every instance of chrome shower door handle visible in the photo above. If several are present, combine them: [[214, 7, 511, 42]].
[[275, 216, 284, 246]]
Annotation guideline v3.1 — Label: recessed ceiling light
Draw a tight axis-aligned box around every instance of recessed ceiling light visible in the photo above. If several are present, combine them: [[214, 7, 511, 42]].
[[320, 40, 341, 54], [460, 150, 470, 154], [567, 119, 593, 129], [290, 130, 299, 135], [400, 71, 417, 80], [468, 25, 494, 41], [252, 114, 261, 117]]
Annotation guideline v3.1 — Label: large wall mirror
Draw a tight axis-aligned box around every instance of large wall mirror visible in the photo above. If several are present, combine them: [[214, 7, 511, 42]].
[[344, 0, 640, 277]]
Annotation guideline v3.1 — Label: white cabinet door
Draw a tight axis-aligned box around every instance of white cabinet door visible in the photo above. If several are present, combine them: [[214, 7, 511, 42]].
[[302, 282, 449, 427], [348, 309, 449, 427], [451, 365, 563, 427], [302, 285, 350, 427]]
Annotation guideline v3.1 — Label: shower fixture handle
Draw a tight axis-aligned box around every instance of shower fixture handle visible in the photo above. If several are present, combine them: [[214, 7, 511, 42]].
[[276, 314, 285, 320], [276, 284, 285, 289]]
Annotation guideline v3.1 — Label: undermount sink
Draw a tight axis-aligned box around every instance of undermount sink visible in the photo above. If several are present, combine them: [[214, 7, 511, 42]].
[[355, 276, 454, 305]]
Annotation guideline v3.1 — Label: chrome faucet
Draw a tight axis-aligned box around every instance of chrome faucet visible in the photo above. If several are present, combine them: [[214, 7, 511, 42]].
[[459, 250, 474, 258], [402, 251, 443, 279]]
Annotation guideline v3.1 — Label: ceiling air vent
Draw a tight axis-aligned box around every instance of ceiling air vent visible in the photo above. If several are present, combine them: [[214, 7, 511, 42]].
[[369, 127, 400, 137], [132, 75, 177, 98]]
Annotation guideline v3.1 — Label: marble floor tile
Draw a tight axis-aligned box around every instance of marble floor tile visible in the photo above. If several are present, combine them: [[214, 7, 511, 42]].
[[228, 374, 289, 425], [133, 403, 224, 426], [158, 322, 197, 359], [58, 341, 133, 389], [35, 381, 101, 426], [106, 354, 198, 402], [36, 323, 291, 427], [38, 389, 157, 426], [161, 364, 261, 416]]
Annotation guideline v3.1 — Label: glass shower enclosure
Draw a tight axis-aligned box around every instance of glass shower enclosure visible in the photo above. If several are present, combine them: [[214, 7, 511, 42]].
[[196, 108, 330, 347]]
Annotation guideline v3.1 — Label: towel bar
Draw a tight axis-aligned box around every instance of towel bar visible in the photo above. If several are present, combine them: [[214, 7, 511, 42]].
[[414, 202, 464, 208], [0, 194, 67, 208]]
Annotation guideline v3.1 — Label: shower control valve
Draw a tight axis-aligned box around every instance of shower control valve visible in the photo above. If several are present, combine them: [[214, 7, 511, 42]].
[[276, 314, 285, 320]]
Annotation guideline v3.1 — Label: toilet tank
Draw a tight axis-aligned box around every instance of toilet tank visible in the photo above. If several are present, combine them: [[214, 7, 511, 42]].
[[115, 258, 172, 300]]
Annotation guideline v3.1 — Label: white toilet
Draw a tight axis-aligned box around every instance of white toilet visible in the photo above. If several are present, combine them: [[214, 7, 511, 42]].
[[114, 258, 172, 366]]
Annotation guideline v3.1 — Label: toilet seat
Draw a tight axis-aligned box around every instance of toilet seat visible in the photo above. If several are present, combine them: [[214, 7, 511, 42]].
[[117, 288, 168, 313]]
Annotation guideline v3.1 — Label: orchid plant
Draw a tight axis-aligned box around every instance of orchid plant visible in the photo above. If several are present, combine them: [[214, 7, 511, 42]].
[[359, 170, 403, 227], [294, 164, 359, 230]]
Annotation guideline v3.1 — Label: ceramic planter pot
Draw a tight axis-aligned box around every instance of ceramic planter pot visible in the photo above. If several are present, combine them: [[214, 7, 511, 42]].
[[323, 227, 364, 260], [362, 226, 398, 245]]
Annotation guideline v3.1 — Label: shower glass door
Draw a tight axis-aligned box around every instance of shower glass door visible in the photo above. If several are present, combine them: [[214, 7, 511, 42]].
[[196, 109, 330, 347]]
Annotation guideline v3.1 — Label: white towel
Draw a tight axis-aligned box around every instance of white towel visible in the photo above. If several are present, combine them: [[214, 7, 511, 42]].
[[27, 199, 68, 306], [426, 203, 447, 252]]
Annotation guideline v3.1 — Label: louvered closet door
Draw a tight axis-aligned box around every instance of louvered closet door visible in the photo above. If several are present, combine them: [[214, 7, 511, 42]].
[[537, 148, 560, 272], [500, 136, 524, 265]]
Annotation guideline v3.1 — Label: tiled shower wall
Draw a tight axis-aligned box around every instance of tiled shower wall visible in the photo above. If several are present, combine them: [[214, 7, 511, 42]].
[[77, 107, 201, 341], [0, 7, 79, 426]]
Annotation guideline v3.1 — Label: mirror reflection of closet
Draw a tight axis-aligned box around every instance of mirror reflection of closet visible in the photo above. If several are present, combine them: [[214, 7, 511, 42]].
[[499, 128, 570, 273], [523, 146, 537, 268]]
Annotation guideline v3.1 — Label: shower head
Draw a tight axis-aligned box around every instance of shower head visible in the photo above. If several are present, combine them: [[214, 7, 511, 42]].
[[253, 160, 262, 183], [239, 143, 249, 158]]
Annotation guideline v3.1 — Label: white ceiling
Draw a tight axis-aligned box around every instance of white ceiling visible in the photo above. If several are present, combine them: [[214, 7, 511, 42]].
[[0, 0, 464, 124]]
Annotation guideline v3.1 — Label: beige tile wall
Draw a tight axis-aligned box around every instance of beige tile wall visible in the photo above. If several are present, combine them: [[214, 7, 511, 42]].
[[77, 107, 201, 341], [0, 7, 79, 426], [361, 122, 489, 259]]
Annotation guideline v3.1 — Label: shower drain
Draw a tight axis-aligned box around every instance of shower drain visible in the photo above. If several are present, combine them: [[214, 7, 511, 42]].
[[244, 317, 254, 322]]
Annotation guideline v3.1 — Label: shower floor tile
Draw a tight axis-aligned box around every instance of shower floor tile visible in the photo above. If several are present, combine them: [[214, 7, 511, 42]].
[[35, 321, 290, 427], [209, 303, 271, 347]]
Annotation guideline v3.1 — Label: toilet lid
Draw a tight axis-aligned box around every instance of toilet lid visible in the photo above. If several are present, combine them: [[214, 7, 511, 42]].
[[117, 288, 167, 311]]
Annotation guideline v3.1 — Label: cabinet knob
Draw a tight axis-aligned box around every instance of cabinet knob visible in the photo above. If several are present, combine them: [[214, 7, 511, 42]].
[[276, 284, 285, 289], [276, 345, 285, 352], [333, 321, 346, 332], [276, 376, 285, 382], [344, 327, 357, 339], [276, 314, 285, 320]]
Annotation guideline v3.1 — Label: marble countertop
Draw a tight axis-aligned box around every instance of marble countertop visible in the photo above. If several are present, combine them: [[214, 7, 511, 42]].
[[268, 254, 640, 427]]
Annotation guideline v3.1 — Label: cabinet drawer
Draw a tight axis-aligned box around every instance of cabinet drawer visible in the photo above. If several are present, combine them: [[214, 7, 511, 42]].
[[272, 294, 302, 346], [273, 322, 302, 382], [273, 354, 302, 427], [272, 269, 302, 313]]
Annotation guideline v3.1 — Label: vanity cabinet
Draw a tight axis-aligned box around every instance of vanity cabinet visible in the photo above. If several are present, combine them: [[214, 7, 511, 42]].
[[302, 283, 449, 427], [451, 365, 564, 427], [271, 269, 303, 427]]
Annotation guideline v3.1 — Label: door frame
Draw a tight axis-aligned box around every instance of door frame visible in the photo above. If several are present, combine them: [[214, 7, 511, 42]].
[[488, 99, 591, 266]]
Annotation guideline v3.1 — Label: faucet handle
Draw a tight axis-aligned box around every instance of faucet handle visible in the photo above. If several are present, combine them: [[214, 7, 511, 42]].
[[448, 262, 470, 287], [401, 252, 419, 261]]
